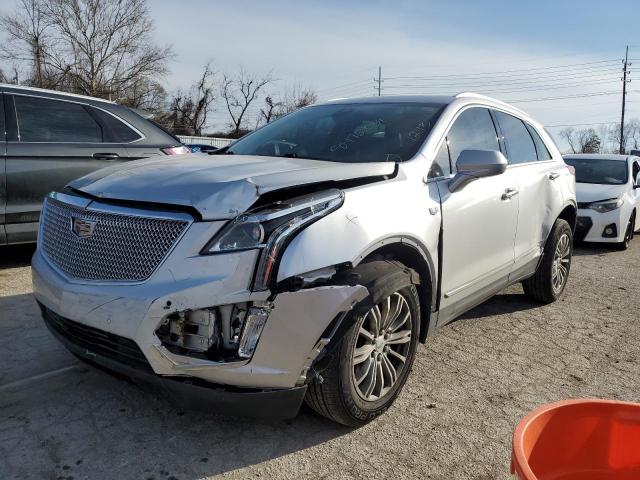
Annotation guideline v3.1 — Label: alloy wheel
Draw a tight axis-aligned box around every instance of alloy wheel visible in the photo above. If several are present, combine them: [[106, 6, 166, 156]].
[[551, 233, 571, 293], [351, 292, 413, 402]]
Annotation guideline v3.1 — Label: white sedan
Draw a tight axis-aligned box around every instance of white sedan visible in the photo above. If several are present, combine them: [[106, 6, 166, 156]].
[[564, 154, 640, 249]]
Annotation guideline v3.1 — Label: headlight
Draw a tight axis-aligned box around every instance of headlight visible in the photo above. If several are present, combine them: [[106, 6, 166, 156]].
[[202, 189, 344, 290], [589, 198, 624, 213]]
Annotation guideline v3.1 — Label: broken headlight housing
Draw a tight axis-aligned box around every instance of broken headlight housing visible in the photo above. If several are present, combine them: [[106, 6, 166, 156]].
[[202, 189, 344, 290]]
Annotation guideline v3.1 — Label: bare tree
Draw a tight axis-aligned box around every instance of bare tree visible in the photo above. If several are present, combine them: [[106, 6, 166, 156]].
[[609, 122, 634, 154], [559, 127, 602, 153], [221, 69, 273, 137], [0, 0, 172, 107], [559, 127, 578, 153], [282, 83, 317, 114], [161, 63, 215, 135], [0, 0, 62, 88], [259, 95, 284, 124]]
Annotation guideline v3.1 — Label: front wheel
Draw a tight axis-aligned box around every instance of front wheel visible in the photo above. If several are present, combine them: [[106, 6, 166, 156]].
[[305, 261, 420, 426], [522, 218, 573, 303], [616, 213, 635, 250]]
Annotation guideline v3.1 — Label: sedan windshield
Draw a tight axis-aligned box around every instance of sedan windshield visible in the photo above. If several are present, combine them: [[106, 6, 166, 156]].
[[223, 102, 445, 163], [564, 158, 628, 185]]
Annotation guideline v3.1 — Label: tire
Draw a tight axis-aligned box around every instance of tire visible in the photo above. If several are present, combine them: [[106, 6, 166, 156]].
[[305, 260, 421, 427], [522, 218, 572, 304], [616, 213, 635, 251]]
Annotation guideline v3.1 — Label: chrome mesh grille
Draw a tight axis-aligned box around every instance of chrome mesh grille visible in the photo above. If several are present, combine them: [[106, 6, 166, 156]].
[[40, 198, 189, 282]]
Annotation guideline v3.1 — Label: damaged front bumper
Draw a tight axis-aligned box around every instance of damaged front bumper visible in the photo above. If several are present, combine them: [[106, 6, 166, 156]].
[[32, 247, 367, 418]]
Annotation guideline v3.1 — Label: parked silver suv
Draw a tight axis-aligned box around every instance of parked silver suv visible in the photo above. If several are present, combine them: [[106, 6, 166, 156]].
[[32, 93, 577, 426]]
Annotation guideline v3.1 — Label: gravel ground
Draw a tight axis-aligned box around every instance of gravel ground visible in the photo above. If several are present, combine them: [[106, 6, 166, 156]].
[[1, 240, 639, 480]]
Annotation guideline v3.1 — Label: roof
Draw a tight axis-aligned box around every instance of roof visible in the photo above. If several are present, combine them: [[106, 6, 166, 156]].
[[325, 94, 454, 104], [0, 83, 115, 104], [563, 153, 632, 162]]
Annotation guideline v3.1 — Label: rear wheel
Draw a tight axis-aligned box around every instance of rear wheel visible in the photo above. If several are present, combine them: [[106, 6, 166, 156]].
[[305, 261, 420, 427], [522, 218, 572, 303]]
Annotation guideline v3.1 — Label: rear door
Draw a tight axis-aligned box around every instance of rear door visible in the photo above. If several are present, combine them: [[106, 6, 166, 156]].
[[492, 110, 564, 277], [5, 94, 130, 244], [0, 93, 6, 245]]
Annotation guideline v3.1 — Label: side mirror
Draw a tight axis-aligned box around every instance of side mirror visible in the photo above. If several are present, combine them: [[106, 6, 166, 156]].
[[449, 149, 508, 193]]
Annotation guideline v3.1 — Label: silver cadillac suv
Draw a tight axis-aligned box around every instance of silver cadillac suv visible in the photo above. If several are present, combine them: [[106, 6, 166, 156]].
[[32, 93, 577, 426]]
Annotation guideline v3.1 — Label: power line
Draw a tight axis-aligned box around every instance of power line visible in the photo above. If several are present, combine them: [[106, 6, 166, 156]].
[[382, 59, 621, 81], [504, 90, 621, 103]]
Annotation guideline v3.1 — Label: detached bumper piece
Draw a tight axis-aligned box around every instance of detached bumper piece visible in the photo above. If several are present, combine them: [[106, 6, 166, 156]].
[[574, 216, 593, 242], [39, 303, 307, 419]]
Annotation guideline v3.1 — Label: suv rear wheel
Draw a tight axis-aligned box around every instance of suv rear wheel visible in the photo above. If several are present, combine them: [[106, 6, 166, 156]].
[[522, 218, 572, 303], [305, 261, 420, 426]]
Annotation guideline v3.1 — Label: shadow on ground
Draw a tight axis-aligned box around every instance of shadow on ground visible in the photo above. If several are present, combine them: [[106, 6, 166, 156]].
[[0, 244, 36, 268], [0, 292, 349, 480]]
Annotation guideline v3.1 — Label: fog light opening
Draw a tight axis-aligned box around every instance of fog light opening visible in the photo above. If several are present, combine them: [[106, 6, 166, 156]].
[[238, 307, 270, 359], [602, 223, 618, 238]]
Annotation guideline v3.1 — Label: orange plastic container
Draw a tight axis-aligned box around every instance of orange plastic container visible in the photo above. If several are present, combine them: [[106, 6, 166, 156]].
[[511, 399, 640, 479]]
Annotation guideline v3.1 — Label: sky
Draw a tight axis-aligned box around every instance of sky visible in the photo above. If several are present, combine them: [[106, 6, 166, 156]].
[[3, 0, 640, 148]]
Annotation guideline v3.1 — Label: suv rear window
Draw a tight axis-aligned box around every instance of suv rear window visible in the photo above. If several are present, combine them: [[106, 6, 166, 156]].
[[526, 124, 552, 161], [14, 95, 102, 143]]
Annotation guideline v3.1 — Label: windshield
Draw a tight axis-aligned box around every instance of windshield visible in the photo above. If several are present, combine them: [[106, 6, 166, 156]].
[[224, 102, 445, 163], [564, 158, 628, 185]]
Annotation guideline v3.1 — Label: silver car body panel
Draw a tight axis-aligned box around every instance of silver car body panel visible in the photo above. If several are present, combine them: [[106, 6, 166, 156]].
[[68, 154, 396, 219], [32, 93, 576, 393]]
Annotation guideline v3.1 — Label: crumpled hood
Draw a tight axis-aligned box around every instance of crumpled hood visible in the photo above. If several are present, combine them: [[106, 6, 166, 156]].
[[576, 182, 627, 204], [69, 154, 395, 219]]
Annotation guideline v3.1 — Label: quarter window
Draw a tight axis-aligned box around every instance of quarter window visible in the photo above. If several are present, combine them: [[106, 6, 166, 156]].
[[90, 107, 142, 143], [447, 108, 500, 170], [428, 140, 451, 178], [494, 111, 537, 164], [14, 95, 102, 143], [526, 123, 552, 161]]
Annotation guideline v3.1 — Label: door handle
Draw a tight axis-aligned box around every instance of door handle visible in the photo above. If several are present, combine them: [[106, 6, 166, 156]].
[[502, 188, 519, 200], [548, 172, 560, 180], [92, 153, 120, 161]]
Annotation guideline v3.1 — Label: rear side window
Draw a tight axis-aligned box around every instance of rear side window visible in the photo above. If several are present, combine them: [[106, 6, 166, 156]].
[[494, 111, 537, 164], [526, 124, 552, 161], [14, 95, 102, 143], [447, 108, 499, 169], [90, 107, 141, 143]]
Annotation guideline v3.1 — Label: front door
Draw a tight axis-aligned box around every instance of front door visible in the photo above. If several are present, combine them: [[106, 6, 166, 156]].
[[5, 94, 129, 243], [434, 107, 519, 323]]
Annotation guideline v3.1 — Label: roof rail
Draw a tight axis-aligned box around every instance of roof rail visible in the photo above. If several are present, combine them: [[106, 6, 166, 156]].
[[455, 91, 529, 117], [0, 83, 115, 104]]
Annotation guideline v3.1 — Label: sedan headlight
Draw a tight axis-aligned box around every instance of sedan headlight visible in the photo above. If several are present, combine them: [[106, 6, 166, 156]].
[[202, 189, 344, 290], [589, 198, 624, 213]]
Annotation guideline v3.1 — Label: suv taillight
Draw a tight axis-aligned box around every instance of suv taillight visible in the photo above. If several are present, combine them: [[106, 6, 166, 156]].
[[161, 146, 191, 155], [566, 165, 576, 176]]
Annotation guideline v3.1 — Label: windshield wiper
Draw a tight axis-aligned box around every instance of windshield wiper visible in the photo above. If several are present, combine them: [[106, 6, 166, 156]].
[[281, 153, 326, 161]]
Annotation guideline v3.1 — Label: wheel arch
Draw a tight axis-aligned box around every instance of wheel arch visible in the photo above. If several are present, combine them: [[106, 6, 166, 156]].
[[356, 237, 436, 343], [557, 202, 577, 233]]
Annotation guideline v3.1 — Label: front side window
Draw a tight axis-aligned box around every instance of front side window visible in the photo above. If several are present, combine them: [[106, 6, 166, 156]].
[[494, 111, 537, 164], [14, 95, 102, 143], [446, 107, 500, 169], [225, 102, 445, 163], [563, 158, 629, 185]]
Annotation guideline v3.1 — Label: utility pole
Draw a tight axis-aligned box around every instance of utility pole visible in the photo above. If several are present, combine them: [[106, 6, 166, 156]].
[[620, 45, 631, 154], [374, 66, 382, 96]]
